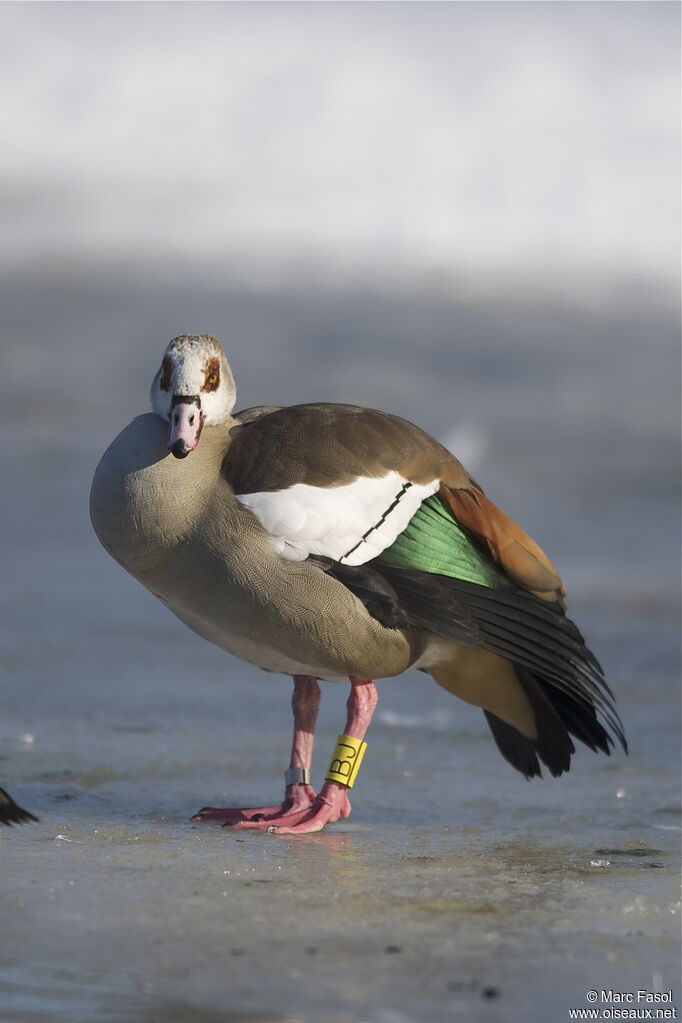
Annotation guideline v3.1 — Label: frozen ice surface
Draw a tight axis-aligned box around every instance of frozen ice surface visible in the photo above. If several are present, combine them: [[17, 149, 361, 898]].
[[1, 274, 680, 1022]]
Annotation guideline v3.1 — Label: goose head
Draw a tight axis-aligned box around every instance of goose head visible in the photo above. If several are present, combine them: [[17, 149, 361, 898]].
[[150, 334, 236, 458]]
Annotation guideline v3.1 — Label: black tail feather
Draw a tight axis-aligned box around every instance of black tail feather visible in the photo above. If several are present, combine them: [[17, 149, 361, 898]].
[[0, 787, 38, 826], [484, 712, 543, 778], [538, 681, 620, 756], [485, 669, 619, 779]]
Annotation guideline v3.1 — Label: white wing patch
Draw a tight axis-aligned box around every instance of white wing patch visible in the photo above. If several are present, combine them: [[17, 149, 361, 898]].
[[237, 471, 440, 566]]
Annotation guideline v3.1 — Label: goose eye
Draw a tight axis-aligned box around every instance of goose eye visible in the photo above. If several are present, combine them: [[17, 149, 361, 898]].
[[159, 356, 172, 392], [203, 358, 220, 392]]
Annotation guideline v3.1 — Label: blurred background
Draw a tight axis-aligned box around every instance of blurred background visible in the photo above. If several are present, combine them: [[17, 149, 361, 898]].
[[1, 3, 680, 1022], [1, 1, 679, 296]]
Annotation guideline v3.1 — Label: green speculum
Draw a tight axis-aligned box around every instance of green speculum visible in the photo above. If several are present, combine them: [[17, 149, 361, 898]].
[[380, 494, 505, 589]]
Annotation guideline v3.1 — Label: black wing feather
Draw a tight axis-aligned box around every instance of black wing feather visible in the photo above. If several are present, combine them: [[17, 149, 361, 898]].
[[311, 555, 627, 756]]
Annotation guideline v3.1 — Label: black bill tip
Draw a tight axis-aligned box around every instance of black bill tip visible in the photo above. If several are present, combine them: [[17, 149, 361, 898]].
[[170, 439, 191, 459]]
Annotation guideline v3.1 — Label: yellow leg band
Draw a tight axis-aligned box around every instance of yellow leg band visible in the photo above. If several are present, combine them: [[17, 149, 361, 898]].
[[325, 734, 367, 788]]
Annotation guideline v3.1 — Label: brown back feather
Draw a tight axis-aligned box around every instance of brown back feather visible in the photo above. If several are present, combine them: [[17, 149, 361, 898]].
[[229, 403, 566, 607]]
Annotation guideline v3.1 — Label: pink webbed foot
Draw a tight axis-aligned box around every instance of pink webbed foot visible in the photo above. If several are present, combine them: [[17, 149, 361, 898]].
[[228, 781, 351, 835], [191, 784, 317, 825]]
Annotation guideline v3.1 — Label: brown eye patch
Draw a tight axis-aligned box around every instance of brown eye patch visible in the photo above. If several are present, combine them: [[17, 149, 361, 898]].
[[159, 356, 172, 392], [203, 358, 220, 392]]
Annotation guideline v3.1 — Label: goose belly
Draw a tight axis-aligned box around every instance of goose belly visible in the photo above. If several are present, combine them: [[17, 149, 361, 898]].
[[150, 548, 421, 683], [160, 598, 353, 681]]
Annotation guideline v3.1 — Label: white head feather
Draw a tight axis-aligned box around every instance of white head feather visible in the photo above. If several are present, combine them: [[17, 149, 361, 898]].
[[150, 334, 236, 426]]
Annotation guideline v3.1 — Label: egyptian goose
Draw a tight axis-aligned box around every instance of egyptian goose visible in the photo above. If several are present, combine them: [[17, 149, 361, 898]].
[[90, 334, 625, 834]]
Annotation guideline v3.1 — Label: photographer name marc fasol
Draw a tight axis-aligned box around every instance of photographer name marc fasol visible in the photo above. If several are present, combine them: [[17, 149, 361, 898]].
[[600, 992, 674, 1004]]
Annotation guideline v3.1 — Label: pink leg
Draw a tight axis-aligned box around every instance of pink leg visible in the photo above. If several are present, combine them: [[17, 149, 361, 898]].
[[191, 675, 320, 824], [232, 677, 378, 835]]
